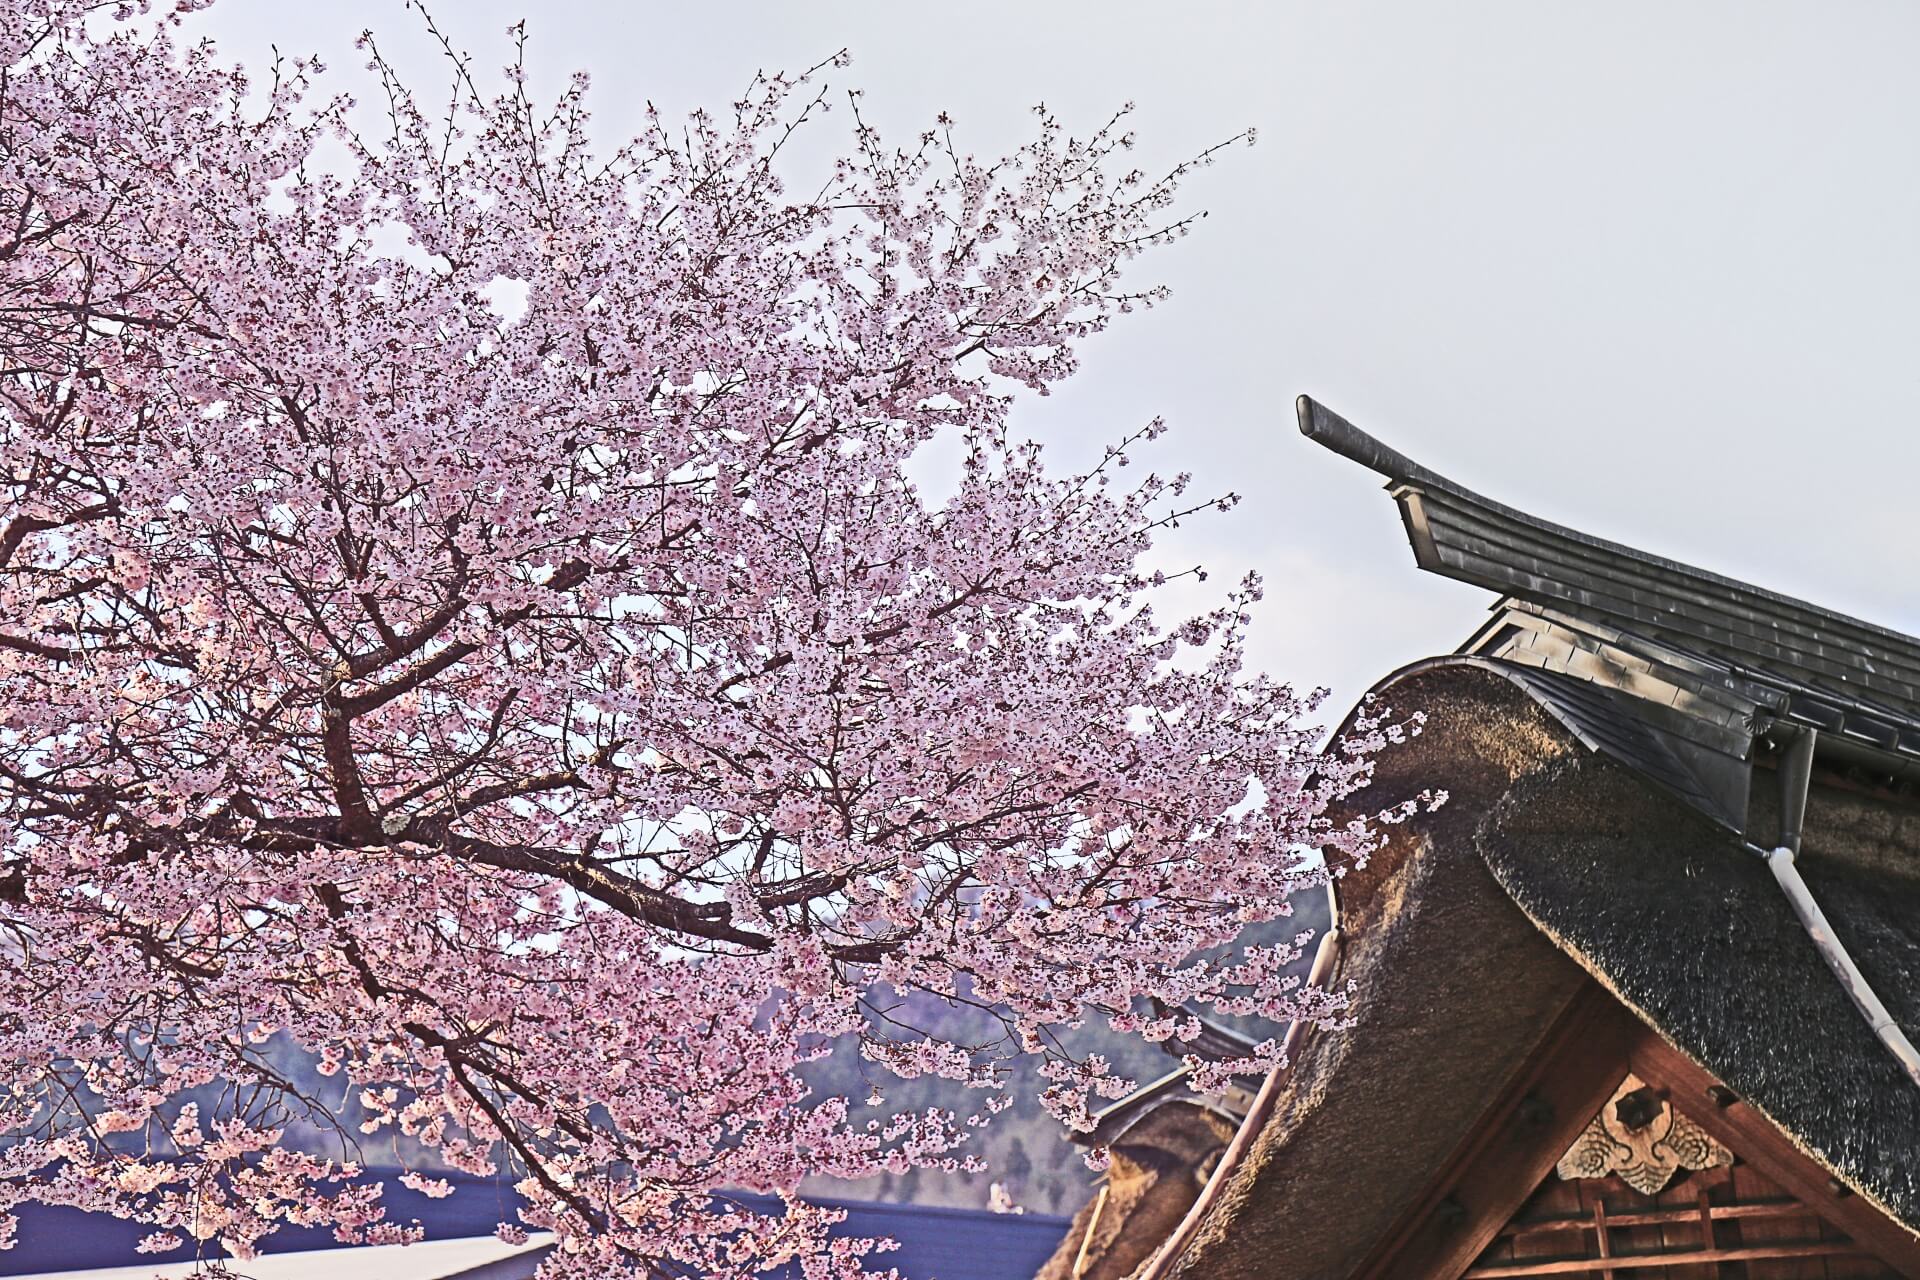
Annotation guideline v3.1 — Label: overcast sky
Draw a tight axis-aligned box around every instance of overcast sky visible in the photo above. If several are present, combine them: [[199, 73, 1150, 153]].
[[189, 0, 1920, 726]]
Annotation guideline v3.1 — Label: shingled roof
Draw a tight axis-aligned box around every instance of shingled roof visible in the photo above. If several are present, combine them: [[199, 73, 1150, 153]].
[[1300, 395, 1920, 831]]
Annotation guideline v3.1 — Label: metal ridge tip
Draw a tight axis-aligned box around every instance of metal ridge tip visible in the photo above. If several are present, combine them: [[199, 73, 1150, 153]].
[[1295, 393, 1319, 437], [1294, 396, 1426, 485]]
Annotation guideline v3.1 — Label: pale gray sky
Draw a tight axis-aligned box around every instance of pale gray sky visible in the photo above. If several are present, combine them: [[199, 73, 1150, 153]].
[[189, 0, 1920, 724]]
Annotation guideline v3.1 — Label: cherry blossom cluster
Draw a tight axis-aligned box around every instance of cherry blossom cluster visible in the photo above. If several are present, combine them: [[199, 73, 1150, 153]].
[[0, 2, 1420, 1273]]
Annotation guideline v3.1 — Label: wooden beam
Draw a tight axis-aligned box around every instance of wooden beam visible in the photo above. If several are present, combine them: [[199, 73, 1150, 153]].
[[1358, 983, 1642, 1280], [1462, 1240, 1869, 1277], [1628, 1025, 1920, 1280], [1495, 1198, 1818, 1238], [1590, 1198, 1613, 1280], [1070, 1183, 1110, 1280]]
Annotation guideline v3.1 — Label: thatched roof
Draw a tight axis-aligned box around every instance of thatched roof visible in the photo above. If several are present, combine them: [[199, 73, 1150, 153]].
[[1038, 1102, 1239, 1280], [1485, 751, 1920, 1230], [1167, 665, 1606, 1280], [1149, 404, 1920, 1278], [1170, 663, 1920, 1278]]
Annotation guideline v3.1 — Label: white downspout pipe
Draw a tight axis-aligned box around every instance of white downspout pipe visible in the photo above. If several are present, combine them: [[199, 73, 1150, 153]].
[[1761, 726, 1920, 1089], [1763, 844, 1920, 1087]]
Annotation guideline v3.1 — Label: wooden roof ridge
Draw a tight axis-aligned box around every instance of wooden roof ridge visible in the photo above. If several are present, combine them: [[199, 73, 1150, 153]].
[[1295, 395, 1920, 722]]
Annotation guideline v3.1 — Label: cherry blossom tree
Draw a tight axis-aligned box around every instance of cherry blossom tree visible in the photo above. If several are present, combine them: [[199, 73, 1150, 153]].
[[0, 2, 1415, 1274]]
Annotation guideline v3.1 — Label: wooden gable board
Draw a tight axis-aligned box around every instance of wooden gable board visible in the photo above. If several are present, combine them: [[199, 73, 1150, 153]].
[[1358, 983, 1920, 1280]]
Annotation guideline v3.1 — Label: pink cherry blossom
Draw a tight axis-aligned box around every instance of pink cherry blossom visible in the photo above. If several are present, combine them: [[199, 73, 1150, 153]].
[[0, 2, 1422, 1274]]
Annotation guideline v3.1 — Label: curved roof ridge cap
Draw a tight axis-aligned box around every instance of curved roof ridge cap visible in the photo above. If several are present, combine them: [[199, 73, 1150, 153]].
[[1310, 658, 1597, 926], [1295, 394, 1920, 654], [1331, 653, 1609, 762]]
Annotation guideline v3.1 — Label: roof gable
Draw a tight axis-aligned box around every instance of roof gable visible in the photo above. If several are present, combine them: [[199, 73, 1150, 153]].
[[1163, 665, 1920, 1280], [1459, 1055, 1914, 1280]]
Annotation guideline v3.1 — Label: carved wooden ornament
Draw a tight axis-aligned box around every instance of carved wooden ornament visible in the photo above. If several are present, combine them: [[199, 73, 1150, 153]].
[[1555, 1073, 1733, 1195]]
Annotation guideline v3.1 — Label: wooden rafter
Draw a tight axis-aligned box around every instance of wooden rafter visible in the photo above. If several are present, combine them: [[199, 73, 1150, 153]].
[[1465, 1240, 1872, 1277]]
